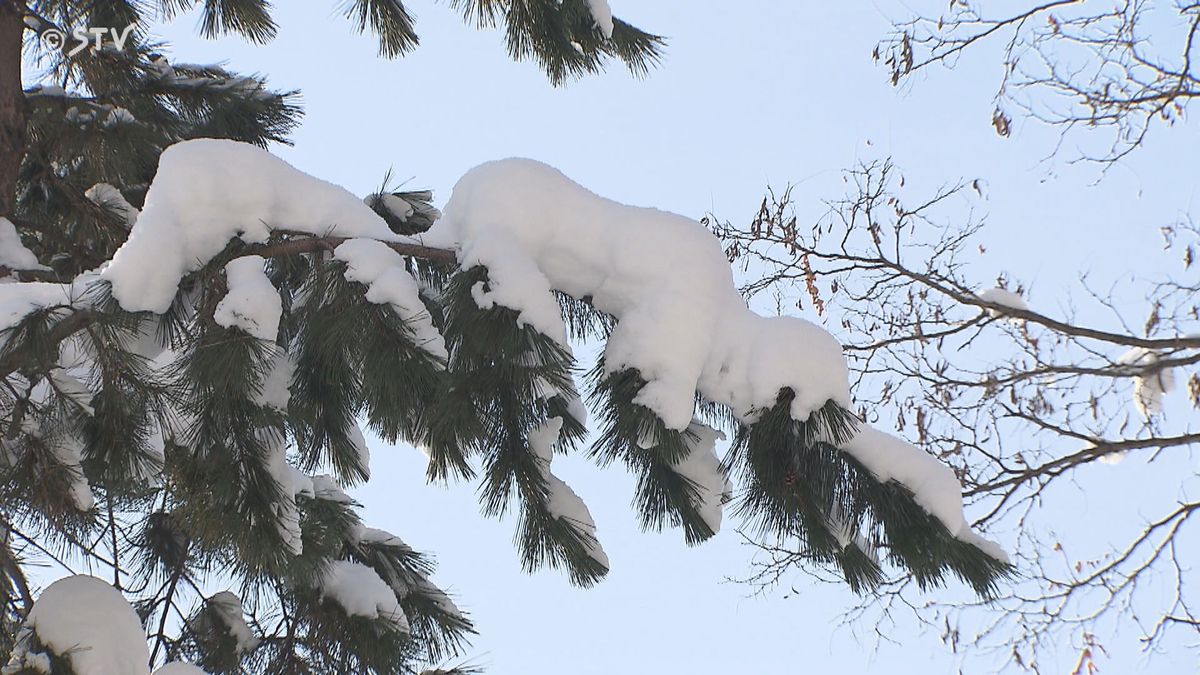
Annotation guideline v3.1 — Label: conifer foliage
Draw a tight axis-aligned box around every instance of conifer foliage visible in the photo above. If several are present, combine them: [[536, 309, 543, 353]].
[[1, 2, 1006, 675]]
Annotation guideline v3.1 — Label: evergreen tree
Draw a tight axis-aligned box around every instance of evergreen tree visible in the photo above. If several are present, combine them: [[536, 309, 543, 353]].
[[1, 3, 1008, 674]]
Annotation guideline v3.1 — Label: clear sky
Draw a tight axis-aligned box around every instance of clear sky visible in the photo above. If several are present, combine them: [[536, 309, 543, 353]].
[[148, 2, 1200, 674]]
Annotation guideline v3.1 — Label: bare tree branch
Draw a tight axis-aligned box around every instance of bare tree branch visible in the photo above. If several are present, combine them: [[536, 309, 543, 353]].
[[879, 1, 1200, 164], [715, 158, 1200, 670]]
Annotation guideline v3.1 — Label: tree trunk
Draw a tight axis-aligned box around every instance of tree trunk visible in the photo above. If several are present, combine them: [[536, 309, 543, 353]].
[[0, 3, 26, 218]]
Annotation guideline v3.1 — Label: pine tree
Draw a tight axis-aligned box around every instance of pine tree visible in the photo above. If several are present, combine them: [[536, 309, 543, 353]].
[[1, 3, 1008, 675]]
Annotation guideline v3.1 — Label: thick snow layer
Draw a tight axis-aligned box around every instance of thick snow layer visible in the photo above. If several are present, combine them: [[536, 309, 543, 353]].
[[14, 575, 150, 675], [672, 423, 730, 534], [333, 238, 449, 361], [213, 256, 281, 341], [977, 287, 1029, 313], [529, 417, 609, 569], [842, 426, 1007, 562], [0, 217, 39, 269], [0, 274, 97, 336], [102, 139, 406, 313], [21, 143, 996, 560], [320, 560, 409, 633], [153, 664, 209, 675], [431, 159, 851, 432], [208, 592, 259, 653], [431, 159, 996, 555], [586, 0, 615, 38]]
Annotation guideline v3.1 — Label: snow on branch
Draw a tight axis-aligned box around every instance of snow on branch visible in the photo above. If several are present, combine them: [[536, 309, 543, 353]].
[[8, 140, 1002, 565], [977, 287, 1029, 314], [333, 238, 448, 362], [214, 256, 282, 341], [428, 158, 1000, 553], [529, 417, 608, 569], [586, 0, 615, 39], [0, 217, 41, 270], [430, 159, 852, 431], [7, 575, 151, 675], [101, 139, 411, 314], [319, 560, 411, 633]]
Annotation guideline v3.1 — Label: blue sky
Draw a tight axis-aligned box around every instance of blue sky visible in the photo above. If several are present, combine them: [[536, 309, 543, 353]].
[[141, 2, 1200, 674]]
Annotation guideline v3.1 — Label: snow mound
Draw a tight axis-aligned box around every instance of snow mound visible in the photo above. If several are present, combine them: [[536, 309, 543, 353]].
[[977, 287, 1029, 314], [842, 426, 1007, 562], [319, 560, 409, 633], [32, 142, 996, 560], [430, 158, 998, 555], [213, 256, 281, 341], [9, 575, 149, 675], [0, 274, 97, 336], [430, 158, 851, 432], [0, 217, 40, 270], [102, 139, 404, 313], [586, 0, 615, 38], [208, 591, 259, 653]]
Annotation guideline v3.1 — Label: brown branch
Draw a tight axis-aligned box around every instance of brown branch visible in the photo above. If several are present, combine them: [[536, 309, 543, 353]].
[[823, 247, 1200, 351], [0, 307, 97, 379], [0, 526, 34, 617], [720, 161, 1200, 668], [0, 266, 62, 282], [891, 0, 1084, 75], [968, 431, 1200, 496], [149, 565, 184, 665], [261, 230, 457, 265], [0, 4, 27, 218]]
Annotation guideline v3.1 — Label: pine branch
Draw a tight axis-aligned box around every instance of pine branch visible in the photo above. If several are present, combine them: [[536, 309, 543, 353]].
[[260, 231, 457, 265], [0, 266, 61, 282]]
